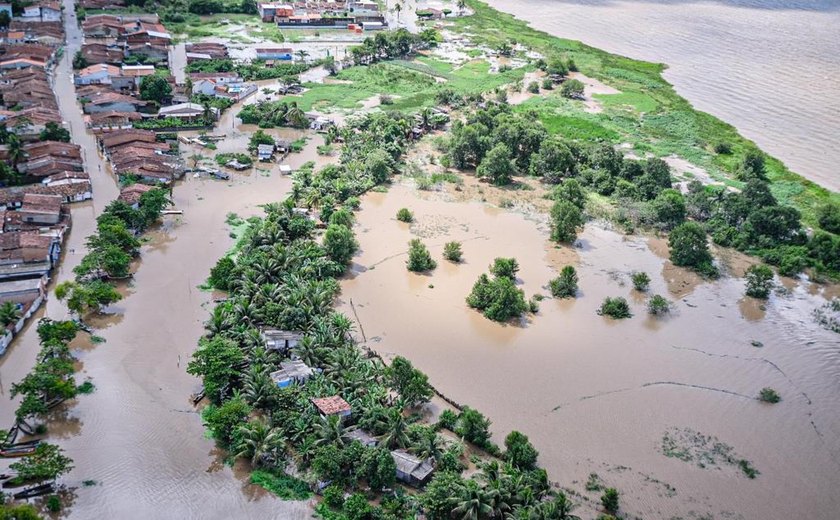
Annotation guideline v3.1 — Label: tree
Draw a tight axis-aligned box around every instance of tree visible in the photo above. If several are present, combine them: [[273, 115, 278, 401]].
[[202, 395, 251, 448], [0, 503, 42, 519], [817, 202, 840, 234], [387, 356, 432, 407], [360, 446, 396, 490], [530, 140, 576, 183], [489, 257, 518, 280], [365, 148, 393, 184], [0, 10, 10, 28], [651, 188, 686, 229], [396, 208, 413, 223], [453, 479, 492, 520], [456, 407, 491, 447], [54, 280, 122, 317], [187, 336, 245, 403], [7, 134, 23, 171], [550, 200, 584, 243], [248, 129, 274, 152], [235, 418, 285, 468], [39, 122, 70, 142], [601, 488, 619, 514], [598, 297, 632, 319], [668, 222, 713, 271], [209, 256, 236, 290], [736, 150, 767, 181], [443, 241, 463, 262], [139, 75, 172, 104], [323, 224, 358, 267], [549, 265, 578, 298], [9, 443, 73, 482], [422, 472, 464, 520], [648, 294, 670, 315], [631, 272, 650, 292], [745, 264, 774, 299], [504, 430, 538, 470], [407, 239, 436, 272], [466, 274, 528, 322], [560, 79, 585, 99], [0, 301, 20, 327], [477, 143, 514, 186]]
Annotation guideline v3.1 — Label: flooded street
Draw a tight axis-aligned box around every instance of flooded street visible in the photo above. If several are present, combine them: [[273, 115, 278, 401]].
[[484, 0, 840, 191], [339, 181, 840, 519]]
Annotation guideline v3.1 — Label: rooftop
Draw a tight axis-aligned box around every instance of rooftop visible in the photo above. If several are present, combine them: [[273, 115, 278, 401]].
[[312, 396, 351, 415]]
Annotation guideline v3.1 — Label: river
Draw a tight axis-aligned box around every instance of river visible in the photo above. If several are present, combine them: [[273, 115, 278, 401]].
[[482, 0, 840, 192]]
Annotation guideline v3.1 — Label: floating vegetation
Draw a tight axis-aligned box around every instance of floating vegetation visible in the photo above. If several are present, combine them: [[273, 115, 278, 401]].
[[660, 427, 759, 479], [813, 298, 840, 334]]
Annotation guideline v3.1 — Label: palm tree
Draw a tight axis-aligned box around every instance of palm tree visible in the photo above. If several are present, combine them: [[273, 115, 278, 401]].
[[394, 1, 402, 21], [242, 364, 276, 410], [312, 413, 345, 448], [7, 134, 23, 171], [0, 301, 20, 327], [202, 101, 213, 122], [236, 418, 285, 468], [295, 49, 310, 63], [409, 429, 443, 462], [285, 101, 307, 129], [457, 0, 466, 14], [453, 481, 492, 520], [377, 407, 410, 449]]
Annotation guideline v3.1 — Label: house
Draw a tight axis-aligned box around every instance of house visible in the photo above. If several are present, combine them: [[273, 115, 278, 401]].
[[0, 278, 45, 305], [22, 5, 41, 18], [75, 63, 121, 85], [121, 64, 156, 80], [39, 2, 61, 22], [270, 359, 316, 388], [3, 31, 26, 44], [0, 57, 46, 70], [117, 183, 153, 208], [83, 91, 148, 114], [191, 78, 218, 96], [258, 2, 294, 22], [0, 231, 60, 266], [344, 429, 377, 447], [125, 43, 169, 63], [16, 193, 62, 225], [255, 47, 294, 61], [391, 450, 434, 487], [185, 42, 227, 60], [312, 396, 352, 420], [42, 171, 90, 187], [157, 102, 217, 122], [257, 143, 274, 162], [87, 110, 142, 129], [261, 329, 303, 351], [80, 43, 124, 65]]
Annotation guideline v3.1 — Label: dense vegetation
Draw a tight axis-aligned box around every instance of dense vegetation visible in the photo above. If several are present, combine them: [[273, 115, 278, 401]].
[[466, 258, 529, 322]]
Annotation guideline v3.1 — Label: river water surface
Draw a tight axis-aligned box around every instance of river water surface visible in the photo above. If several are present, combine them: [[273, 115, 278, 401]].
[[483, 0, 840, 191]]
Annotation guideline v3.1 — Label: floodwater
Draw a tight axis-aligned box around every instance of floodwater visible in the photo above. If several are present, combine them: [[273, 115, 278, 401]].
[[339, 179, 840, 519], [483, 0, 840, 192]]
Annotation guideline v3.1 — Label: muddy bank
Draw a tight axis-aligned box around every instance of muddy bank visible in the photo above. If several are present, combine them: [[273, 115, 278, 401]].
[[339, 181, 840, 519]]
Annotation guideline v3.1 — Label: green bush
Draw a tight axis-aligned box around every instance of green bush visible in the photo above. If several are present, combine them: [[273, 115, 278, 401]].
[[647, 294, 670, 315], [396, 207, 414, 223], [443, 241, 463, 262], [489, 257, 519, 280], [407, 239, 437, 272], [526, 81, 540, 94], [467, 273, 528, 322], [598, 297, 632, 319], [322, 485, 345, 509], [745, 264, 774, 299], [549, 266, 578, 298], [758, 387, 781, 403], [631, 271, 650, 292], [560, 79, 585, 99], [601, 487, 619, 514], [437, 409, 458, 430]]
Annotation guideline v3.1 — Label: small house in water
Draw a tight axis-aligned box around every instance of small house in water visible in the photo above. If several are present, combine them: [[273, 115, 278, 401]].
[[312, 396, 351, 421], [257, 143, 275, 162], [261, 329, 304, 352], [270, 359, 316, 388], [391, 450, 434, 487]]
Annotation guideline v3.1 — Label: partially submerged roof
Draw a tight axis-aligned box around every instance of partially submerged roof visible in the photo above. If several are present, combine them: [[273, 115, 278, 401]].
[[391, 450, 434, 481]]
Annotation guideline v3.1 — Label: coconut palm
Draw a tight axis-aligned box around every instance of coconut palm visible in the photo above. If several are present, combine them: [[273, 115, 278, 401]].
[[7, 134, 23, 171], [377, 407, 410, 449], [236, 418, 285, 468], [0, 301, 20, 327], [295, 49, 309, 63], [453, 481, 493, 520], [312, 413, 345, 448], [285, 102, 307, 129], [409, 428, 443, 462], [242, 364, 277, 410]]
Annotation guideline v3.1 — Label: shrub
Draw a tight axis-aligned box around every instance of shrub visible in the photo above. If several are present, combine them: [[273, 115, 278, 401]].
[[437, 409, 458, 430], [489, 257, 519, 280], [549, 266, 578, 298], [322, 485, 345, 509], [817, 202, 840, 234], [526, 81, 540, 94], [443, 241, 463, 262], [323, 224, 358, 266], [647, 294, 671, 315], [541, 78, 554, 90], [560, 79, 585, 99], [46, 495, 61, 512], [379, 94, 393, 105], [713, 141, 732, 154], [598, 297, 632, 319], [456, 407, 492, 447], [467, 274, 528, 322], [396, 208, 414, 223], [550, 200, 584, 243], [407, 239, 436, 272], [759, 387, 781, 403], [504, 431, 539, 470], [669, 222, 715, 275], [631, 271, 650, 292], [601, 488, 619, 514], [745, 264, 774, 299]]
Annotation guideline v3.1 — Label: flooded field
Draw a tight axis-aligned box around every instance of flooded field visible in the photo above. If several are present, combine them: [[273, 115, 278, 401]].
[[339, 180, 840, 519]]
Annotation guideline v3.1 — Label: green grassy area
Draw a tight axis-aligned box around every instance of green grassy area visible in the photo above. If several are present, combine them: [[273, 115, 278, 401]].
[[451, 0, 838, 223], [166, 14, 284, 43], [249, 469, 311, 500]]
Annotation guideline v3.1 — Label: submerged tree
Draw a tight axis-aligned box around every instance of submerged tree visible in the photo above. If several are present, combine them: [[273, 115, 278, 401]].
[[407, 239, 437, 272]]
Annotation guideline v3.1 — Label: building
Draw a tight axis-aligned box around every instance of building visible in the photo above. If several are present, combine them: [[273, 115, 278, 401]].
[[17, 193, 61, 225], [270, 359, 316, 388], [255, 47, 294, 61], [312, 396, 352, 420], [257, 143, 274, 162], [261, 329, 303, 352], [117, 183, 154, 208], [258, 2, 294, 22], [75, 63, 121, 85], [157, 102, 217, 122], [39, 2, 61, 22], [391, 450, 434, 487]]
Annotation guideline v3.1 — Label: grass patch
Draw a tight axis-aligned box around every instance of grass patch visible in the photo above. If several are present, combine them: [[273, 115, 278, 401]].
[[77, 381, 96, 394], [250, 469, 311, 500]]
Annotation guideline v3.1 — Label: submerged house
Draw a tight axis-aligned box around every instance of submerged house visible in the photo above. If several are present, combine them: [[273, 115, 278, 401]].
[[261, 329, 303, 352], [312, 396, 351, 420], [257, 143, 274, 162], [270, 359, 317, 388], [391, 450, 434, 487]]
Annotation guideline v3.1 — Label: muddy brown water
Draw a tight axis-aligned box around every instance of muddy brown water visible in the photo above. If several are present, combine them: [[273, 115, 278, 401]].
[[338, 181, 840, 520]]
